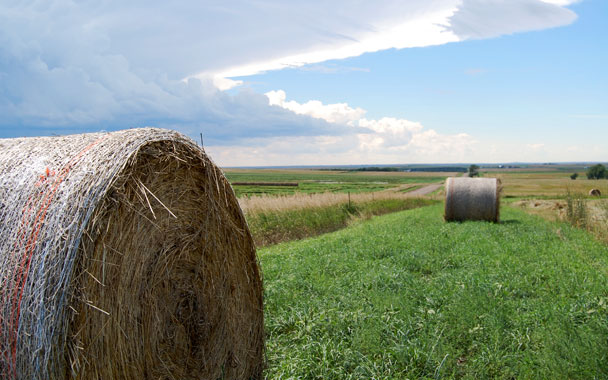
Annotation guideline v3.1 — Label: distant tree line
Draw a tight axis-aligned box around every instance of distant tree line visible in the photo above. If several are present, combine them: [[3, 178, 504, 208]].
[[350, 167, 400, 172], [322, 166, 469, 173], [409, 167, 468, 173], [586, 164, 607, 180]]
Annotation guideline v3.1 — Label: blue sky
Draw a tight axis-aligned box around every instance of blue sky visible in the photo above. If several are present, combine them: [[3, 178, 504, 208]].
[[0, 0, 606, 165]]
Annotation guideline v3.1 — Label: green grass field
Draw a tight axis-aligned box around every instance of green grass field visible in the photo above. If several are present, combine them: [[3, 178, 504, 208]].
[[259, 204, 608, 379], [224, 169, 448, 197]]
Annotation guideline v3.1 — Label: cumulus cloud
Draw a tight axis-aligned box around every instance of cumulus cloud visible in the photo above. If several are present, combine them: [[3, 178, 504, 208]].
[[0, 0, 578, 161], [358, 118, 424, 148], [266, 90, 366, 125], [207, 130, 478, 167], [209, 91, 478, 166], [265, 91, 475, 154]]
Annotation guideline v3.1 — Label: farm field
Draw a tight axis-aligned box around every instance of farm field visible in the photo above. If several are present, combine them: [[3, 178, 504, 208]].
[[226, 165, 608, 246], [223, 165, 607, 199], [260, 204, 608, 379], [483, 169, 608, 198], [479, 167, 608, 241], [223, 168, 451, 197]]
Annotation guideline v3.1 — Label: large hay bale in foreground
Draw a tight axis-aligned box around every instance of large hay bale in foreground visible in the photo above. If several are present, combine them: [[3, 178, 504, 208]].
[[0, 128, 263, 379], [444, 177, 501, 222]]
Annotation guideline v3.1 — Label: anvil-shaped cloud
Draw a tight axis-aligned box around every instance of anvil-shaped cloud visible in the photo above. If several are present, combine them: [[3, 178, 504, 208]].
[[0, 0, 577, 155]]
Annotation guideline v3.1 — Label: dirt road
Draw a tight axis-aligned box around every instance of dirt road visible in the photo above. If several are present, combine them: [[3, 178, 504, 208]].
[[385, 182, 444, 196], [406, 183, 443, 196]]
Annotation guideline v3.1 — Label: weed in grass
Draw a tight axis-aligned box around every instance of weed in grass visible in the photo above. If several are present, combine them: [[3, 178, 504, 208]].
[[600, 199, 608, 222], [563, 191, 608, 244], [566, 190, 588, 228], [590, 198, 608, 244]]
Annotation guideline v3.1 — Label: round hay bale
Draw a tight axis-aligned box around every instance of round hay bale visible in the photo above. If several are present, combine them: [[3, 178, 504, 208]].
[[589, 189, 601, 196], [444, 177, 501, 222], [0, 128, 263, 379]]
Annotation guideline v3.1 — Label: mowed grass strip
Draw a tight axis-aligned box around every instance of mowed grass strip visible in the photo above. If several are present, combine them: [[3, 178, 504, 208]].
[[260, 204, 608, 379]]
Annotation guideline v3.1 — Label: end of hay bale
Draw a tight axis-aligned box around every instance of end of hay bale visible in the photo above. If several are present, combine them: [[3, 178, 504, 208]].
[[0, 128, 264, 379], [589, 189, 601, 196], [444, 177, 501, 223]]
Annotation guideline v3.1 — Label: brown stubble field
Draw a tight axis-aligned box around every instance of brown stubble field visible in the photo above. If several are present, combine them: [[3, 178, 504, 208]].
[[487, 171, 607, 197], [483, 168, 608, 243]]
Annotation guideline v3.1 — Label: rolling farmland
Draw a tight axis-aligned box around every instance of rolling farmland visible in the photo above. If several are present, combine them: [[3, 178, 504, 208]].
[[260, 204, 608, 379], [222, 164, 608, 378]]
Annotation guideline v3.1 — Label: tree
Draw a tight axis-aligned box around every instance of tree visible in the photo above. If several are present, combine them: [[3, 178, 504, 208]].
[[570, 172, 579, 180], [468, 164, 480, 177], [586, 164, 607, 180]]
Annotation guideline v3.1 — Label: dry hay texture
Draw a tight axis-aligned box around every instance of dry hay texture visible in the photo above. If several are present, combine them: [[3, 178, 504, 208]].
[[0, 128, 263, 379], [444, 177, 501, 222]]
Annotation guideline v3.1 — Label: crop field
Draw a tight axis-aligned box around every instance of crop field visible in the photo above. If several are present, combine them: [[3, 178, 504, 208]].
[[222, 164, 608, 378], [224, 168, 451, 197], [483, 169, 608, 198], [478, 167, 608, 241], [260, 204, 608, 379], [225, 165, 607, 199], [226, 165, 607, 245]]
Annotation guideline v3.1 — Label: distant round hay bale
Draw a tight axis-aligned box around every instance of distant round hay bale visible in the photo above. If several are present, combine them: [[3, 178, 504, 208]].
[[589, 189, 601, 196], [444, 177, 501, 222], [0, 128, 263, 379]]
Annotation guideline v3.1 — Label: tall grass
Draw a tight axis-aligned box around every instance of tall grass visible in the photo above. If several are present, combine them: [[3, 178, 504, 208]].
[[565, 190, 588, 228], [245, 196, 436, 246], [565, 190, 608, 243], [239, 188, 422, 214]]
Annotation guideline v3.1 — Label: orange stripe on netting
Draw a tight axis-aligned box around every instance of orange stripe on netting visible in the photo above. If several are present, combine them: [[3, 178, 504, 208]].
[[1, 134, 108, 379], [1, 170, 50, 377]]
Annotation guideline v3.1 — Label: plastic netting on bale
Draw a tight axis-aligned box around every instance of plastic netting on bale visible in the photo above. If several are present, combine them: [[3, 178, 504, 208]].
[[444, 177, 501, 223], [0, 128, 264, 380]]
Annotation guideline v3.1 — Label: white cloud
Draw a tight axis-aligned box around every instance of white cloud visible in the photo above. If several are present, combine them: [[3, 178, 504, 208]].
[[266, 90, 366, 125], [207, 5, 460, 79], [211, 76, 244, 91], [447, 0, 576, 40], [265, 91, 475, 156], [207, 90, 478, 166], [205, 0, 576, 80], [357, 118, 424, 148], [539, 0, 580, 5], [0, 0, 581, 163], [298, 64, 371, 74]]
